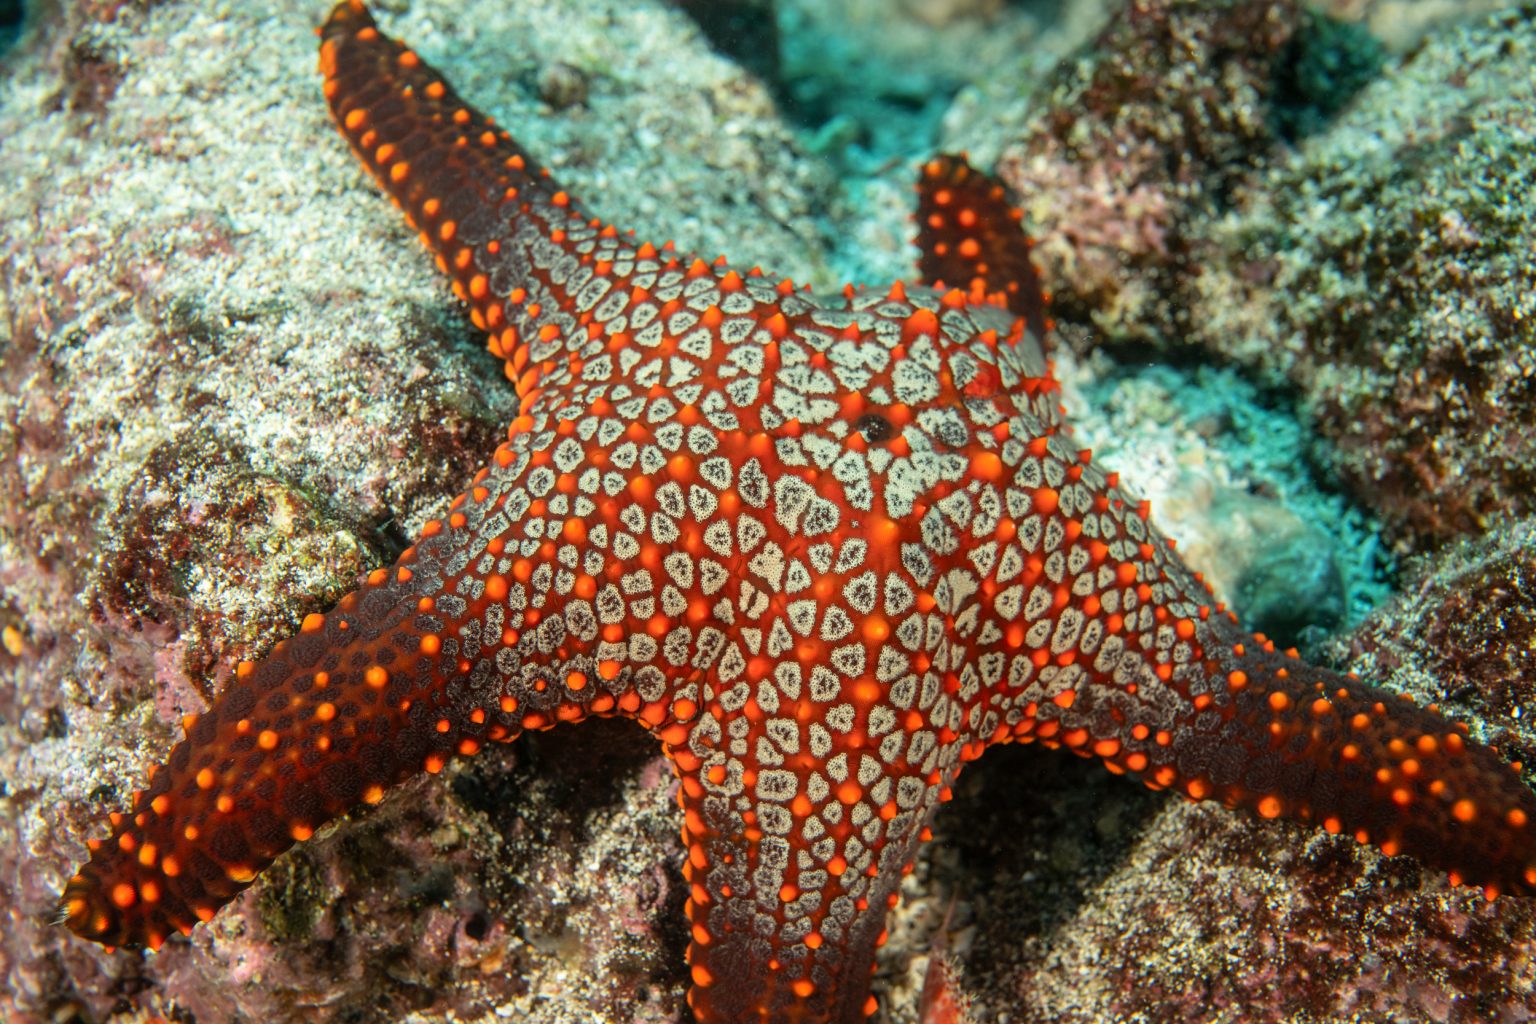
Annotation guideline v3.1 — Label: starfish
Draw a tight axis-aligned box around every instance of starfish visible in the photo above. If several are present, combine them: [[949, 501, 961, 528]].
[[61, 3, 1536, 1021]]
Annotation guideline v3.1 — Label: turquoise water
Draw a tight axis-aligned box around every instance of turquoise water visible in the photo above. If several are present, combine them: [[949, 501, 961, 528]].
[[0, 0, 24, 54]]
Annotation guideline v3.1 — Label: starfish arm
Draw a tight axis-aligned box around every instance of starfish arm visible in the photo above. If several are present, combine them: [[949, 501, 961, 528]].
[[914, 154, 1050, 342], [680, 677, 959, 1024], [59, 535, 475, 949], [319, 0, 798, 414], [1174, 609, 1536, 897], [61, 390, 738, 948], [321, 0, 612, 392], [976, 428, 1536, 898]]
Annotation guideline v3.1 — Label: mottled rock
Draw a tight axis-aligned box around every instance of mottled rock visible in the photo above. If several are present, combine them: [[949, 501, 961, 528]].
[[1340, 516, 1536, 763], [98, 437, 379, 706], [981, 0, 1312, 344], [966, 1, 1536, 546], [1186, 8, 1536, 545]]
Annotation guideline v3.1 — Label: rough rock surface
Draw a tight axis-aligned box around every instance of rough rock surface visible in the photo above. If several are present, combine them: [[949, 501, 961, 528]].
[[1187, 7, 1536, 546], [955, 1, 1536, 547], [2, 1, 1533, 1022], [943, 0, 1315, 339]]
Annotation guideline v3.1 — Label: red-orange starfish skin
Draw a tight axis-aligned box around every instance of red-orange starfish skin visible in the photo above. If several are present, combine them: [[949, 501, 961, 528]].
[[62, 3, 1536, 1022]]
